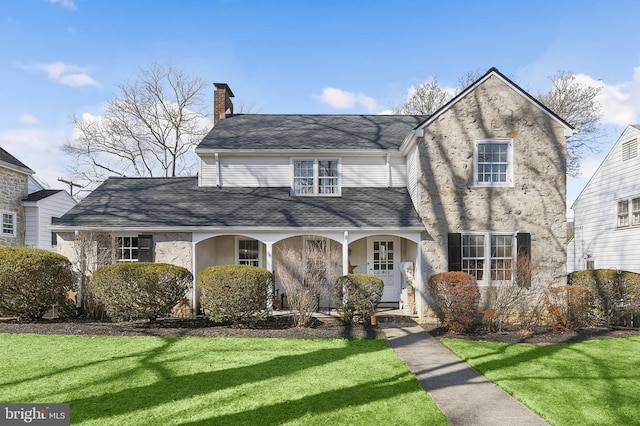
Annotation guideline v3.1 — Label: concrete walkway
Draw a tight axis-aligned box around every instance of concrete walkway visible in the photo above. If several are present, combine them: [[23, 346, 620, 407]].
[[381, 324, 549, 426]]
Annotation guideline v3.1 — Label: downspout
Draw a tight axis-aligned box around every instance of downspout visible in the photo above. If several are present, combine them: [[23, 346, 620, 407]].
[[386, 153, 391, 187], [215, 152, 222, 188], [192, 239, 197, 316]]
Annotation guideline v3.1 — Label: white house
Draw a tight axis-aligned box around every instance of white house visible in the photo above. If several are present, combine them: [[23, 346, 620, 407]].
[[568, 125, 640, 273], [54, 68, 573, 317], [0, 147, 76, 251]]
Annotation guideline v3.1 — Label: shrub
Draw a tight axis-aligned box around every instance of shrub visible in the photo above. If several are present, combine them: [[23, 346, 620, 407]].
[[0, 246, 76, 320], [333, 274, 384, 323], [428, 272, 480, 333], [198, 264, 273, 324], [89, 262, 192, 321], [545, 285, 594, 329], [277, 243, 341, 327], [568, 269, 640, 326]]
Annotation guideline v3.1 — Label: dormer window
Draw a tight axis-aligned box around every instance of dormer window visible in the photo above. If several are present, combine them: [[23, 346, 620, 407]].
[[292, 159, 340, 196]]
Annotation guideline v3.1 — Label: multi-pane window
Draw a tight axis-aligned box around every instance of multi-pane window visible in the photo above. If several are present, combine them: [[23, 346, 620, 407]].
[[622, 139, 638, 161], [1, 212, 15, 237], [462, 235, 485, 281], [117, 236, 138, 261], [293, 159, 340, 196], [462, 233, 515, 283], [618, 201, 630, 227], [475, 140, 513, 186], [238, 239, 260, 267], [490, 235, 513, 281], [586, 260, 595, 270], [633, 198, 640, 225], [372, 240, 394, 272]]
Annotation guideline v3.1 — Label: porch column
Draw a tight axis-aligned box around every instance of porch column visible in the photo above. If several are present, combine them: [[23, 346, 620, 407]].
[[191, 240, 197, 316], [266, 242, 273, 314], [342, 231, 349, 276], [415, 246, 423, 318]]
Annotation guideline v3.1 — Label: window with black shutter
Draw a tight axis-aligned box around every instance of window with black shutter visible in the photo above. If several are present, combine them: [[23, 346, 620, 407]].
[[138, 235, 154, 262], [448, 233, 462, 272], [516, 233, 531, 288]]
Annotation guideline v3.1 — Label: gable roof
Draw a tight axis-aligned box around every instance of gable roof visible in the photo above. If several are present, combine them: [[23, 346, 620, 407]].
[[197, 114, 427, 152], [53, 177, 424, 231], [0, 147, 33, 174], [414, 67, 575, 135], [23, 189, 65, 202]]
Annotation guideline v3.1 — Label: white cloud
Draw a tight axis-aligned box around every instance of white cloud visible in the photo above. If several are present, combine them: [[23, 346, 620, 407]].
[[313, 87, 380, 112], [0, 128, 71, 188], [20, 61, 100, 88], [47, 0, 77, 10], [20, 114, 39, 125], [572, 70, 640, 126]]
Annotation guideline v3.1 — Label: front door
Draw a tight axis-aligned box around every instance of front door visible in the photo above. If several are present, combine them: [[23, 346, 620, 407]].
[[367, 237, 401, 302]]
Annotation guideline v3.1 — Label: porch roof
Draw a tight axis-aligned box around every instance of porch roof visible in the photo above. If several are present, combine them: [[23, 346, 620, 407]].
[[53, 177, 424, 231]]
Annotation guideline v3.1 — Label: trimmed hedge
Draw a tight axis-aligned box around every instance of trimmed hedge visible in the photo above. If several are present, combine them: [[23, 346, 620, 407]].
[[333, 274, 384, 323], [0, 246, 76, 320], [89, 262, 192, 321], [198, 264, 273, 323], [428, 271, 480, 333], [568, 269, 640, 326]]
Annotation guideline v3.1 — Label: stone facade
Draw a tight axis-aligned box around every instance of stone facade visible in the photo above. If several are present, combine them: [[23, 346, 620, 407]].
[[154, 233, 193, 271], [416, 75, 568, 315], [0, 167, 28, 246]]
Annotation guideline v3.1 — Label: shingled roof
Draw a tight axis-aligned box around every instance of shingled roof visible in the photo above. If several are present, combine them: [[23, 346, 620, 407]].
[[0, 147, 33, 173], [54, 177, 424, 230], [197, 114, 427, 151]]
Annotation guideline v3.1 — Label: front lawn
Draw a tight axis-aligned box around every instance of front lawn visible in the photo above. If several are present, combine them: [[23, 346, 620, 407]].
[[0, 334, 447, 425], [443, 336, 640, 425]]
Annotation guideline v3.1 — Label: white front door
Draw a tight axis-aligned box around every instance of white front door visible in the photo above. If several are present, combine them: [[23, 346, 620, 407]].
[[367, 237, 401, 302]]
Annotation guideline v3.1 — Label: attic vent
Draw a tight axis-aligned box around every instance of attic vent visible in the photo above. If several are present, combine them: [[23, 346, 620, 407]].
[[622, 139, 638, 161]]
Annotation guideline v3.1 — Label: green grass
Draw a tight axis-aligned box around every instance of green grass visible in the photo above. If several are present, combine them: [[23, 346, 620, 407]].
[[442, 336, 640, 426], [0, 334, 447, 425]]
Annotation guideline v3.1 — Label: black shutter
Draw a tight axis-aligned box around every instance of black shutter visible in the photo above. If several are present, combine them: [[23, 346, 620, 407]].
[[516, 233, 531, 288], [448, 233, 462, 272], [138, 235, 153, 262]]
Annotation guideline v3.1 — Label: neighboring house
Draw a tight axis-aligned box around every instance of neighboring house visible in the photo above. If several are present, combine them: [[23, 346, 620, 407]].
[[0, 147, 76, 250], [568, 125, 640, 273], [53, 68, 573, 317]]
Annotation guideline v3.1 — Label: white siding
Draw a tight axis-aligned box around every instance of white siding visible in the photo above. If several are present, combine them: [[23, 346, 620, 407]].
[[199, 153, 407, 188], [220, 157, 290, 187], [24, 192, 76, 251], [569, 126, 640, 273], [406, 144, 419, 205]]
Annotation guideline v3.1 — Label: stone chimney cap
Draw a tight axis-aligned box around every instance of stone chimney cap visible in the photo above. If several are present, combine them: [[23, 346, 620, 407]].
[[214, 83, 234, 98]]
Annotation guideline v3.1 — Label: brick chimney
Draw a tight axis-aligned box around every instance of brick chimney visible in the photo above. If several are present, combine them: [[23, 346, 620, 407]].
[[213, 83, 234, 126]]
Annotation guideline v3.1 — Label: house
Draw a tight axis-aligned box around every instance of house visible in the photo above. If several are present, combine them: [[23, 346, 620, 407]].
[[53, 68, 573, 317], [568, 125, 640, 273], [0, 147, 76, 250]]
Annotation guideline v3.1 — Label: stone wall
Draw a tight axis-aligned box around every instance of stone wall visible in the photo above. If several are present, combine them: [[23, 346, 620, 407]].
[[416, 75, 568, 315], [154, 233, 193, 270], [0, 167, 28, 246]]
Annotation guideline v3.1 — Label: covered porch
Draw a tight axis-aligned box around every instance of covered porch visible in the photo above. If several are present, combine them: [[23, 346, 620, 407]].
[[192, 229, 424, 316]]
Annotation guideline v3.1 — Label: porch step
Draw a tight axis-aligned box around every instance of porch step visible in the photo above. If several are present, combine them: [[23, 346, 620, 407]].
[[374, 309, 418, 325]]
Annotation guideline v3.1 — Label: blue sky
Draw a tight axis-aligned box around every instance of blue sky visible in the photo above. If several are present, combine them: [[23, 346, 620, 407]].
[[2, 0, 640, 217]]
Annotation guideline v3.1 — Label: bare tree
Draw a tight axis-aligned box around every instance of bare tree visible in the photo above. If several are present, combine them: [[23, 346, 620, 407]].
[[395, 70, 604, 176], [537, 71, 603, 177], [65, 63, 211, 192], [393, 78, 452, 115], [277, 240, 341, 327]]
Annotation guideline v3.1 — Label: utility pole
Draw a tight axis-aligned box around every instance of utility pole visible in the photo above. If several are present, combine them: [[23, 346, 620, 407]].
[[57, 178, 84, 197]]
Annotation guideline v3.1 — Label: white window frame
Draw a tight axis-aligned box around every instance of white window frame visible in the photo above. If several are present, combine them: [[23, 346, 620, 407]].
[[618, 200, 630, 228], [291, 158, 341, 196], [473, 139, 514, 187], [235, 237, 262, 267], [461, 232, 516, 285], [116, 236, 139, 262], [633, 198, 640, 225], [1, 211, 16, 238]]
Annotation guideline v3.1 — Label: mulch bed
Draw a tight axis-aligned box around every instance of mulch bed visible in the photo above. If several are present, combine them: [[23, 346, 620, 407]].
[[1, 316, 639, 344], [423, 323, 640, 344], [0, 316, 383, 339]]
